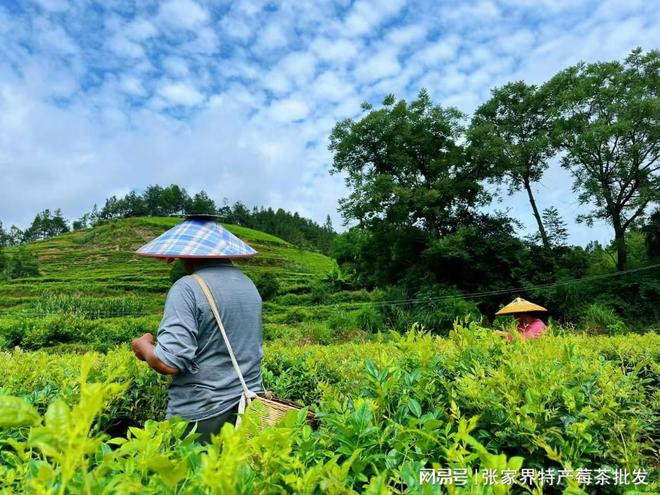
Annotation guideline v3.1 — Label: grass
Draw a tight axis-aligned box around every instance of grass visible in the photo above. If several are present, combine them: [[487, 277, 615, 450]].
[[0, 217, 338, 329]]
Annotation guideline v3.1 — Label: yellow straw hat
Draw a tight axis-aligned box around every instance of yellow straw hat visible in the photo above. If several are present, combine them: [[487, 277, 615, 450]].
[[495, 297, 547, 316]]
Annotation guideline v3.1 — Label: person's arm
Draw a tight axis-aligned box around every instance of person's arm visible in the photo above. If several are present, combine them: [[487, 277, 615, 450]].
[[493, 329, 513, 340], [131, 333, 179, 375], [139, 279, 200, 376]]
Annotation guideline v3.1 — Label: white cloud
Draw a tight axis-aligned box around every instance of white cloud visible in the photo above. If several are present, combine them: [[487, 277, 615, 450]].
[[33, 0, 69, 12], [158, 0, 209, 30], [186, 26, 219, 54], [118, 75, 145, 96], [162, 56, 190, 77], [125, 19, 158, 40], [310, 37, 360, 64], [267, 97, 310, 122], [354, 47, 401, 82], [416, 36, 459, 65], [255, 22, 289, 52], [343, 0, 408, 37], [311, 71, 353, 102], [1, 0, 658, 245], [157, 81, 205, 106], [279, 52, 317, 86], [497, 29, 535, 54], [107, 34, 145, 58], [33, 17, 78, 55]]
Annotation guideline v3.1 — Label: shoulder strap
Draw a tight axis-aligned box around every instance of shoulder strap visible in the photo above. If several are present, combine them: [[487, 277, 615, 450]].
[[192, 273, 252, 397]]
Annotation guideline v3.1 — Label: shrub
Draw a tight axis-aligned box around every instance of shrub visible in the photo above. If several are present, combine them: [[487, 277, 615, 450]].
[[308, 279, 330, 303], [300, 321, 333, 345], [254, 272, 280, 301], [0, 247, 6, 280], [376, 286, 482, 335], [0, 315, 159, 351], [326, 311, 357, 331], [582, 303, 628, 335], [281, 307, 308, 324], [0, 330, 658, 493], [5, 246, 40, 279], [355, 305, 384, 333]]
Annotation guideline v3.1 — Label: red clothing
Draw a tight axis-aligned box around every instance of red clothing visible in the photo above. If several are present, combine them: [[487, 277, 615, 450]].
[[507, 318, 547, 342]]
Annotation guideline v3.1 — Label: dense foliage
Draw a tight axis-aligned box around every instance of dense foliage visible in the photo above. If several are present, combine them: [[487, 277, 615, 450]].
[[330, 49, 659, 329], [546, 48, 660, 270], [1, 327, 658, 493], [0, 246, 40, 280]]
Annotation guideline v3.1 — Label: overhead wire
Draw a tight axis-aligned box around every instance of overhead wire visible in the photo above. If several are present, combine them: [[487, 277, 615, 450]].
[[327, 263, 660, 309]]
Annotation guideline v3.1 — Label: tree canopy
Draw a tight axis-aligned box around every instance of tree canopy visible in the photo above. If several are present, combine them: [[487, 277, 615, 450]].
[[547, 48, 660, 270], [469, 81, 555, 249]]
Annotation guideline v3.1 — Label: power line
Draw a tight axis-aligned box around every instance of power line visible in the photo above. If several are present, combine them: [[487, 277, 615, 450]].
[[2, 264, 657, 317], [331, 263, 660, 309]]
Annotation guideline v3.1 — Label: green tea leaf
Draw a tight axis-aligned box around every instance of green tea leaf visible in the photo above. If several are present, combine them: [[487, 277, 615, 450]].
[[0, 396, 41, 428]]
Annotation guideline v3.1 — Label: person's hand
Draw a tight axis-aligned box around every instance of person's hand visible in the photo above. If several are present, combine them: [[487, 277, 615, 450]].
[[131, 333, 155, 361]]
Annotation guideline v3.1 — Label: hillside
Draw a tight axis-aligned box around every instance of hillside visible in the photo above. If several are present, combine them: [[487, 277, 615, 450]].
[[0, 217, 366, 348]]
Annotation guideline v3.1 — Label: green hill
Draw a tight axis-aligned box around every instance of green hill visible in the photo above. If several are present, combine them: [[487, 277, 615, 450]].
[[0, 217, 368, 349]]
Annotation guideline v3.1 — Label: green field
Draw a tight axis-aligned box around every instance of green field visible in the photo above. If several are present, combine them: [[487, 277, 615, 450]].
[[0, 217, 360, 350], [0, 219, 658, 493]]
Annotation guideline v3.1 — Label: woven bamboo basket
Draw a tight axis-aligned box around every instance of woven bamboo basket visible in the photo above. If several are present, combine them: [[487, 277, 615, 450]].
[[248, 391, 317, 429]]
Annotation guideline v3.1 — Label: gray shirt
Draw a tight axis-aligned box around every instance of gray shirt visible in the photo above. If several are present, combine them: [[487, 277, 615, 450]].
[[154, 259, 264, 421]]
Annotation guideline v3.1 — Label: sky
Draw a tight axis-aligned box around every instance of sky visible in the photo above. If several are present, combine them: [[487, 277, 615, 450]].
[[0, 0, 658, 246]]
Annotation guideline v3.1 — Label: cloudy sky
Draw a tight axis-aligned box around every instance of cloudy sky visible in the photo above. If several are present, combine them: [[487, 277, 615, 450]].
[[0, 0, 658, 245]]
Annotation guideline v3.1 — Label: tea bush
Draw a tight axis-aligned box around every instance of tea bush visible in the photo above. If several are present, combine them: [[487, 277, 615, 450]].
[[0, 362, 535, 494], [29, 292, 148, 319], [0, 315, 160, 351], [581, 303, 628, 335], [0, 326, 658, 493], [253, 271, 281, 301]]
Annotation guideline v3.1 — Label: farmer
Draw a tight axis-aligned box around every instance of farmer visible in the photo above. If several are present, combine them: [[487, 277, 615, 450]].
[[130, 214, 264, 443], [493, 297, 547, 342]]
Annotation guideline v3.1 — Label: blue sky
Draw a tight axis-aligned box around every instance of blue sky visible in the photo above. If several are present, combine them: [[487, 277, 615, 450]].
[[0, 0, 658, 245]]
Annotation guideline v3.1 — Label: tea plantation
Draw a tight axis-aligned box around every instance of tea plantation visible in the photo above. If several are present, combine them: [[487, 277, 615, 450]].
[[0, 219, 658, 494]]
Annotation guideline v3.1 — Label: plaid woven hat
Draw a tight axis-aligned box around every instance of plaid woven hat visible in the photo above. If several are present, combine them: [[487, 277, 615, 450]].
[[136, 216, 257, 259]]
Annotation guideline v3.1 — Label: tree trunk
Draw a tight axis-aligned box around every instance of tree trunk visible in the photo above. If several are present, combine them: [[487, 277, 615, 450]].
[[523, 177, 551, 250], [613, 218, 627, 271]]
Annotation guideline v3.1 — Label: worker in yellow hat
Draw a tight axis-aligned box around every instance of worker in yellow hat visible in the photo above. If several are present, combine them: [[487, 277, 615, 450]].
[[493, 297, 547, 342]]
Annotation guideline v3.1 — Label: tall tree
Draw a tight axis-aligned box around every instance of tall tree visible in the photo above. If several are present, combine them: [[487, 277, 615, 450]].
[[330, 90, 483, 232], [542, 206, 569, 248], [8, 226, 23, 245], [23, 209, 69, 242], [160, 185, 190, 215], [186, 190, 217, 215], [73, 212, 92, 230], [329, 90, 486, 286], [0, 221, 9, 247], [643, 208, 660, 261], [122, 191, 149, 217], [231, 202, 251, 226], [527, 206, 568, 248], [0, 246, 6, 278], [143, 185, 165, 216], [469, 82, 554, 249], [547, 48, 660, 270]]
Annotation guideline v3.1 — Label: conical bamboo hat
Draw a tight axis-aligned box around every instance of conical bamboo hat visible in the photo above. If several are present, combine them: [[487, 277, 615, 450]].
[[136, 215, 257, 259], [495, 297, 547, 316]]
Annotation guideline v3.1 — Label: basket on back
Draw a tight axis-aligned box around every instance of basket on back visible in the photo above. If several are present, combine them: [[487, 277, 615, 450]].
[[248, 392, 317, 429], [193, 274, 317, 430]]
